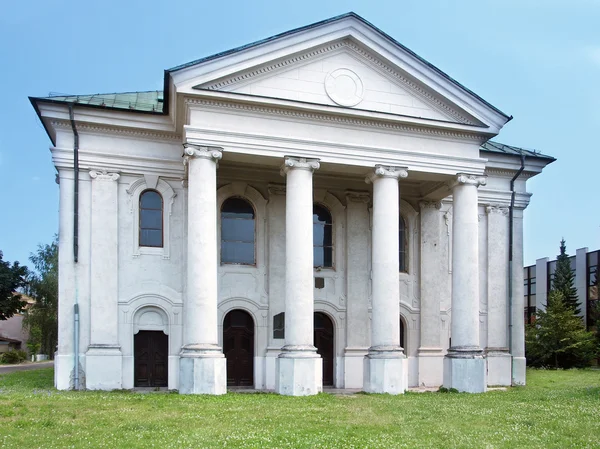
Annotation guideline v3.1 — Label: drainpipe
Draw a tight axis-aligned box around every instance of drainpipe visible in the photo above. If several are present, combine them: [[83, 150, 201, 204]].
[[508, 154, 525, 378], [68, 104, 80, 390]]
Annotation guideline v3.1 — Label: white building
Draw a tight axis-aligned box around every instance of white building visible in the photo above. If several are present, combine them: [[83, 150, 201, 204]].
[[31, 13, 554, 394]]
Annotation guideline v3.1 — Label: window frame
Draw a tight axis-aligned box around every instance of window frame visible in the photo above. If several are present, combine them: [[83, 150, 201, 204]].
[[399, 214, 408, 274], [139, 189, 164, 248], [313, 203, 334, 269], [220, 196, 257, 266]]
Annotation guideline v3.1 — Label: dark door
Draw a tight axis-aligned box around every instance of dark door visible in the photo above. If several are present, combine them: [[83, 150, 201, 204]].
[[134, 331, 168, 387], [223, 310, 254, 387], [314, 312, 334, 386]]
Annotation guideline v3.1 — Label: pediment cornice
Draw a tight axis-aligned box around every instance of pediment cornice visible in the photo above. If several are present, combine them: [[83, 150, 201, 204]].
[[197, 39, 477, 126]]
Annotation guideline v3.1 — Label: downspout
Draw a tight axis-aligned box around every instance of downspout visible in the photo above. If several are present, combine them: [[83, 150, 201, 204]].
[[68, 104, 80, 390], [508, 154, 525, 378]]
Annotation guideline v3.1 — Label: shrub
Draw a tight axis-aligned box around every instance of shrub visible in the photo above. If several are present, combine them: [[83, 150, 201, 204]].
[[1, 349, 27, 364]]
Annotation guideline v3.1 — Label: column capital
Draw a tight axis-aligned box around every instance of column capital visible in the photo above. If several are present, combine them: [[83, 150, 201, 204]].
[[345, 190, 370, 204], [449, 173, 487, 189], [419, 200, 442, 210], [183, 144, 223, 163], [89, 169, 120, 182], [485, 204, 509, 216], [280, 156, 320, 176], [365, 165, 408, 184]]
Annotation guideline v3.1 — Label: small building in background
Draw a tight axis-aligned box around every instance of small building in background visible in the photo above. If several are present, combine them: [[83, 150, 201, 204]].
[[0, 296, 34, 354], [524, 248, 599, 328]]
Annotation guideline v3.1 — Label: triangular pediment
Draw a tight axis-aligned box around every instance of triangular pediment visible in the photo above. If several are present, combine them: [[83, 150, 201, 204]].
[[170, 13, 510, 133], [196, 40, 473, 124]]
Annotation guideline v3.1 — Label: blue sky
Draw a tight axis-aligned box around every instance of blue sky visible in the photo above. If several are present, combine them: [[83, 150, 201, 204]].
[[1, 0, 598, 267]]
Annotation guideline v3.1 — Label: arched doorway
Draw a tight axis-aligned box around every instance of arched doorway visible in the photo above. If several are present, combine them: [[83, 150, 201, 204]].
[[134, 331, 168, 387], [223, 310, 254, 387], [314, 312, 334, 386]]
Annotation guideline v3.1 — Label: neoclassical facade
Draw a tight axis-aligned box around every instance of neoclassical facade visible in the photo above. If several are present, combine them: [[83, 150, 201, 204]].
[[31, 13, 553, 394]]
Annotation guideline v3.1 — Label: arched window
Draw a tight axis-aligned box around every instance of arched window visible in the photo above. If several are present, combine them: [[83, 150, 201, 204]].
[[313, 204, 333, 268], [139, 190, 163, 247], [221, 197, 255, 265], [399, 215, 407, 273]]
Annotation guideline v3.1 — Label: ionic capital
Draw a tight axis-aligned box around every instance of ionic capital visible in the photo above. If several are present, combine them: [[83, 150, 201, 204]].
[[419, 200, 442, 210], [280, 156, 320, 176], [448, 173, 487, 190], [485, 204, 509, 216], [89, 169, 120, 182], [345, 190, 370, 204], [365, 165, 408, 184], [183, 144, 223, 164]]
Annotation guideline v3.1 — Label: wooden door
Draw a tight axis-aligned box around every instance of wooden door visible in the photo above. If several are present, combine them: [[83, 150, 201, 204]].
[[134, 331, 168, 387], [314, 312, 334, 386], [223, 310, 254, 387]]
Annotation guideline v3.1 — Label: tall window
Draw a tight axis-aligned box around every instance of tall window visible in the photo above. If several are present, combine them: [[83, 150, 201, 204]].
[[313, 205, 333, 268], [139, 190, 163, 247], [399, 215, 407, 273], [221, 197, 255, 265]]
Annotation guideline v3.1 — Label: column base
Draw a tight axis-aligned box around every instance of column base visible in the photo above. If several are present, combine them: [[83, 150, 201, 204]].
[[363, 347, 407, 394], [179, 345, 226, 395], [443, 348, 486, 393], [512, 356, 526, 386], [85, 345, 122, 390], [276, 347, 322, 396], [486, 349, 511, 387], [417, 347, 444, 387]]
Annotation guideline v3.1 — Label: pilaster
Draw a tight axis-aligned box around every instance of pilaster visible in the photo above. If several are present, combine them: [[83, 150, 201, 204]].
[[418, 200, 444, 386], [86, 169, 122, 390], [511, 208, 526, 385]]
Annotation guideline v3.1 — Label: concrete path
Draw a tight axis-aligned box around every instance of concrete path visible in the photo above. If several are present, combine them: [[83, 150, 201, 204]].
[[0, 361, 54, 374]]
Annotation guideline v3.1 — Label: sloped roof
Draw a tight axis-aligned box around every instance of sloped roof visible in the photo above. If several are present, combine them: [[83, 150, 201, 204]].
[[480, 141, 555, 161]]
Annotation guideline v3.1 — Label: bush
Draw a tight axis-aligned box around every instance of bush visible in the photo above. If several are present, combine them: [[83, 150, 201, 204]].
[[1, 350, 27, 364]]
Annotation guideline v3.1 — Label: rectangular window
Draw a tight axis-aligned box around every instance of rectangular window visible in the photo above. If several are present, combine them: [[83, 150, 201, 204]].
[[273, 313, 285, 339]]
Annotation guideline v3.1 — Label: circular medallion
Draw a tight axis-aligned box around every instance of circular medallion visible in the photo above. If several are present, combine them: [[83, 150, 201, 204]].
[[324, 68, 364, 107]]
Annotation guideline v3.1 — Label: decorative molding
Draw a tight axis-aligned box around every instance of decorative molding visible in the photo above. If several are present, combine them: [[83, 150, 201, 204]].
[[324, 68, 364, 107], [280, 156, 320, 176], [365, 165, 408, 184], [267, 183, 286, 196], [184, 98, 484, 142], [345, 190, 370, 204], [419, 200, 442, 210], [485, 168, 535, 180], [485, 205, 509, 216], [448, 173, 487, 189], [200, 39, 474, 125], [51, 120, 181, 142], [89, 169, 120, 181]]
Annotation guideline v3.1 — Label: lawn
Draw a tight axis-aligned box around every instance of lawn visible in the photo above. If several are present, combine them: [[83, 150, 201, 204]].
[[0, 369, 598, 448]]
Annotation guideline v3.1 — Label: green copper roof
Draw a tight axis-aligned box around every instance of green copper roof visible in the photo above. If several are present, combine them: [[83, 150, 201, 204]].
[[37, 90, 164, 113], [30, 90, 553, 161]]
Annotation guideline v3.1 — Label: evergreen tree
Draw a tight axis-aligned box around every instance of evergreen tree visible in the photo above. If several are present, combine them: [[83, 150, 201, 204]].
[[0, 251, 28, 320], [24, 239, 58, 357], [526, 291, 598, 368], [551, 239, 580, 314]]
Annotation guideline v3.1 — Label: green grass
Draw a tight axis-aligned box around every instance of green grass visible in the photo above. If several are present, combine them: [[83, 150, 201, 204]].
[[0, 369, 598, 448]]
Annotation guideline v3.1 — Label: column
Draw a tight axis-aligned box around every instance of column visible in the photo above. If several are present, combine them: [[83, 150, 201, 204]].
[[418, 201, 445, 386], [344, 191, 371, 388], [179, 144, 226, 395], [276, 157, 322, 396], [363, 165, 408, 394], [511, 208, 526, 385], [485, 205, 511, 386], [86, 169, 122, 390], [443, 173, 487, 393]]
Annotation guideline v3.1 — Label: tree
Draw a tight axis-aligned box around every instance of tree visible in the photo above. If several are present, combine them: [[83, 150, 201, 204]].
[[552, 239, 580, 314], [24, 239, 58, 357], [526, 291, 598, 368], [0, 250, 28, 320]]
